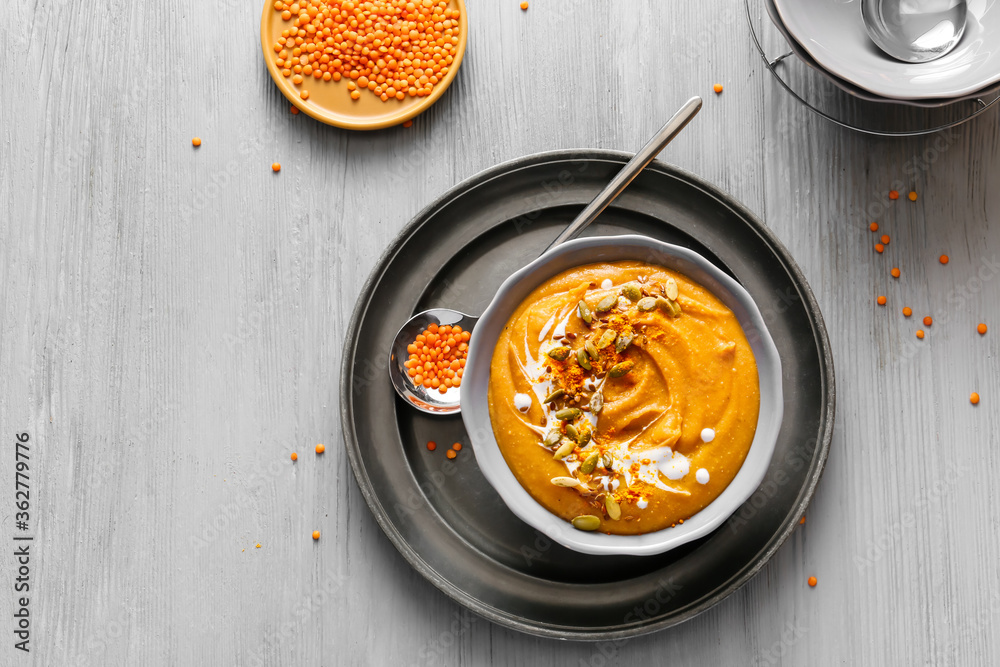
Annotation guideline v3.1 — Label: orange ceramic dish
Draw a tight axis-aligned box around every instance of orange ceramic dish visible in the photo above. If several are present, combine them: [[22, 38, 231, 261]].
[[260, 0, 468, 130]]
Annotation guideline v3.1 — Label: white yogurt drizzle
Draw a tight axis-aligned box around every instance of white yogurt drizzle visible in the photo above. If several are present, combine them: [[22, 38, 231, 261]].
[[537, 312, 557, 342]]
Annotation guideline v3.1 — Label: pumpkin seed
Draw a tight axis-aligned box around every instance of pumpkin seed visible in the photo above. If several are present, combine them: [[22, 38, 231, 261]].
[[576, 348, 592, 371], [590, 392, 604, 414], [576, 423, 592, 446], [553, 439, 576, 460], [622, 284, 642, 302], [585, 340, 599, 360], [571, 515, 601, 531], [664, 277, 679, 301], [602, 452, 614, 469], [580, 451, 600, 474], [595, 295, 617, 313], [609, 360, 634, 378], [555, 407, 582, 421], [551, 476, 580, 488], [596, 330, 617, 350], [614, 333, 634, 353], [543, 388, 565, 404], [604, 495, 622, 520], [543, 430, 561, 448], [656, 296, 682, 318], [637, 296, 657, 311], [547, 346, 571, 361], [577, 300, 593, 325], [564, 423, 579, 440]]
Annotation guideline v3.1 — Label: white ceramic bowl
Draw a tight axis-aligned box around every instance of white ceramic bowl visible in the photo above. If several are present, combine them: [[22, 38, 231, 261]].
[[765, 0, 1000, 107], [773, 0, 1000, 100], [460, 235, 784, 557]]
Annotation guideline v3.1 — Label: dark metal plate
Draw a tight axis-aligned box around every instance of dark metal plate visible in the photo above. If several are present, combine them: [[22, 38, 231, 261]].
[[340, 150, 835, 640]]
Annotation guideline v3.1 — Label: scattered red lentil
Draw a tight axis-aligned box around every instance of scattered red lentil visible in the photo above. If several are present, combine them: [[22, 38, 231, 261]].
[[908, 191, 918, 201], [402, 119, 413, 127], [923, 316, 933, 327], [875, 243, 885, 254], [256, 543, 262, 549], [916, 330, 925, 339], [903, 307, 912, 317], [446, 449, 457, 459], [312, 530, 321, 540], [405, 322, 469, 394], [315, 443, 325, 454], [799, 516, 806, 525], [192, 137, 202, 147], [452, 442, 462, 451], [808, 576, 817, 587], [939, 254, 949, 265], [300, 90, 310, 100], [426, 440, 437, 451], [291, 452, 298, 461], [713, 83, 724, 94], [270, 0, 462, 104], [290, 105, 300, 114], [891, 267, 900, 278], [880, 234, 890, 245], [978, 323, 988, 335], [272, 163, 282, 172], [877, 296, 887, 306], [520, 1, 528, 8], [869, 222, 879, 232], [971, 392, 980, 405], [889, 190, 900, 200]]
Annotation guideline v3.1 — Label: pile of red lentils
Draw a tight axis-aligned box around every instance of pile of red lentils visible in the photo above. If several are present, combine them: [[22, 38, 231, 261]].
[[270, 0, 461, 102], [404, 322, 469, 394]]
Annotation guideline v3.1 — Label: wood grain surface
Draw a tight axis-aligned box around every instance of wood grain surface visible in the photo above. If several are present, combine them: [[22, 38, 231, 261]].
[[1, 0, 998, 665]]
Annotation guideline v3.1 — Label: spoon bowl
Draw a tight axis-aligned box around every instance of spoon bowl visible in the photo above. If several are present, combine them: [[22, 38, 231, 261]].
[[389, 309, 479, 414], [862, 0, 968, 63]]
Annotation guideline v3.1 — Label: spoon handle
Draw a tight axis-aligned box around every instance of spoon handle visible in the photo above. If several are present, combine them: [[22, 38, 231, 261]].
[[544, 96, 703, 253]]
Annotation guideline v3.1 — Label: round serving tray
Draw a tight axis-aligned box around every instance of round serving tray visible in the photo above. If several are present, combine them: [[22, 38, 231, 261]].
[[341, 150, 835, 640]]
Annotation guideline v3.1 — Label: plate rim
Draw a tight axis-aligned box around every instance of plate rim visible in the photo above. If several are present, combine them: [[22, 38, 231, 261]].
[[340, 149, 837, 639]]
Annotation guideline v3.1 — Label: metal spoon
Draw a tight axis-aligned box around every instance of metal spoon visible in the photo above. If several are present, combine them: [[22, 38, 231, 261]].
[[862, 0, 968, 63], [388, 96, 703, 414]]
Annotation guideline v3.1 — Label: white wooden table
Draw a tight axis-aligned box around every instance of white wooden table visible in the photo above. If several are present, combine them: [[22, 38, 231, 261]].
[[2, 0, 998, 664]]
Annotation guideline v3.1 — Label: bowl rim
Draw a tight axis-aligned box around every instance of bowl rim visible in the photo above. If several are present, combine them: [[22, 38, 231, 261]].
[[259, 0, 468, 130], [460, 234, 784, 556]]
